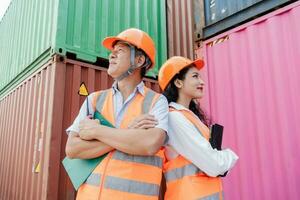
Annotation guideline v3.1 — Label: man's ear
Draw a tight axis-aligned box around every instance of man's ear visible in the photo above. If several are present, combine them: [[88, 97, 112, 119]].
[[136, 55, 146, 67], [174, 79, 183, 89]]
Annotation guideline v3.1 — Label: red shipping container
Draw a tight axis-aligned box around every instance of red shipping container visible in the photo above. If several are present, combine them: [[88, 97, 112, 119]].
[[0, 56, 161, 200]]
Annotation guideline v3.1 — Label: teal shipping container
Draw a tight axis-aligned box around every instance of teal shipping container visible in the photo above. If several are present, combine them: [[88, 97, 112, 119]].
[[0, 0, 167, 97]]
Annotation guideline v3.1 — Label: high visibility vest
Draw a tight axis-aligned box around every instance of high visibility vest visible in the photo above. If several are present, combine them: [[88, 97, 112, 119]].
[[164, 108, 223, 200], [76, 86, 165, 200]]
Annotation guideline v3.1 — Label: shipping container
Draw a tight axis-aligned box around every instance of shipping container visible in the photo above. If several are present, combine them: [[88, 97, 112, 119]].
[[197, 1, 300, 199], [0, 0, 59, 95], [203, 0, 295, 38], [0, 55, 161, 200], [0, 0, 167, 96], [167, 0, 194, 59], [55, 0, 167, 78], [193, 0, 206, 41]]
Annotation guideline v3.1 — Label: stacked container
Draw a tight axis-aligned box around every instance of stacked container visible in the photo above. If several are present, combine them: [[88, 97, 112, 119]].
[[196, 1, 300, 199], [1, 0, 300, 199], [0, 0, 166, 199], [1, 0, 202, 197], [0, 56, 161, 199], [0, 0, 168, 98]]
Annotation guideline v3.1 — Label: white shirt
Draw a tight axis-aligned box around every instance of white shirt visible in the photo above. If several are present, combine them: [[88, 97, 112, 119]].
[[66, 81, 169, 133], [166, 102, 238, 177]]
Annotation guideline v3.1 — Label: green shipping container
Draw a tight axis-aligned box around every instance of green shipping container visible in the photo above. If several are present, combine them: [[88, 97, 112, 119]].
[[0, 0, 58, 96], [0, 0, 167, 96]]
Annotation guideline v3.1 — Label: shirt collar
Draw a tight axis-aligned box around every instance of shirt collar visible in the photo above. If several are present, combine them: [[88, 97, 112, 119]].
[[169, 102, 190, 111], [169, 102, 201, 119], [112, 81, 145, 96]]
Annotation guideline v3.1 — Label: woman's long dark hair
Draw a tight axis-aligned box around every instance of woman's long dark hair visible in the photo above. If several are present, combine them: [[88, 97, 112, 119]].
[[162, 65, 210, 126]]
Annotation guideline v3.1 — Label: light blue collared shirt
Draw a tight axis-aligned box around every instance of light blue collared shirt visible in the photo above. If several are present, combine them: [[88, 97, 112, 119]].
[[67, 81, 168, 133]]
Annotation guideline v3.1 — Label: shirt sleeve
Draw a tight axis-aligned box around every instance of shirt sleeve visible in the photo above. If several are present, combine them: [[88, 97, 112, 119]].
[[168, 111, 239, 177], [66, 93, 96, 134], [149, 94, 169, 134]]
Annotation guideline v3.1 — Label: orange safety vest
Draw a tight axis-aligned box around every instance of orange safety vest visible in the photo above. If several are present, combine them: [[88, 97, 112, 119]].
[[163, 108, 223, 200], [76, 86, 165, 200]]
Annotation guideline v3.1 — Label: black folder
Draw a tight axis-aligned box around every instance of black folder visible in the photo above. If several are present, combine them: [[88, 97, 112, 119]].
[[209, 123, 228, 177], [209, 123, 224, 150]]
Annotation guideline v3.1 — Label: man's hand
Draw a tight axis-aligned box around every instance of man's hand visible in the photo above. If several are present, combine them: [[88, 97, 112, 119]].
[[128, 114, 158, 129], [78, 118, 100, 140]]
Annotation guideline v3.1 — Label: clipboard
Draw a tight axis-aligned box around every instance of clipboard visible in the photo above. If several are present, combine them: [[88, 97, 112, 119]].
[[62, 111, 114, 190]]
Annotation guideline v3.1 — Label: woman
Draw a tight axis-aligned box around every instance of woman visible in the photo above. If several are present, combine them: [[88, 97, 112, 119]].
[[158, 56, 238, 200]]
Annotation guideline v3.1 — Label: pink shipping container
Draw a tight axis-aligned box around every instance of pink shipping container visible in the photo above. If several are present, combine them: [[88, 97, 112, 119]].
[[197, 1, 300, 200]]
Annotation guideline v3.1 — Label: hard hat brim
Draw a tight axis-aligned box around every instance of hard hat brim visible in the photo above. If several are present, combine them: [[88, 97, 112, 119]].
[[102, 36, 144, 51], [102, 36, 122, 50], [192, 59, 205, 70]]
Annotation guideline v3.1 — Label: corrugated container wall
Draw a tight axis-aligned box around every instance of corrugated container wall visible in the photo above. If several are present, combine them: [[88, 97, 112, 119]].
[[55, 0, 168, 77], [203, 0, 295, 38], [197, 2, 300, 199], [0, 55, 161, 200], [193, 0, 206, 41], [0, 0, 167, 96], [167, 0, 194, 59], [205, 0, 262, 24], [0, 58, 58, 200], [56, 58, 161, 200], [0, 0, 59, 94]]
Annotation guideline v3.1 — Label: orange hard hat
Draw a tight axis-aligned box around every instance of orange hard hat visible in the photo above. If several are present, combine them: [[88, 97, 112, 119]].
[[158, 56, 204, 91], [102, 28, 156, 69]]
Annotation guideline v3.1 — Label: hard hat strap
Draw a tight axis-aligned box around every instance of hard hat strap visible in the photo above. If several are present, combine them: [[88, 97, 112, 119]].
[[115, 45, 136, 81], [115, 43, 150, 81]]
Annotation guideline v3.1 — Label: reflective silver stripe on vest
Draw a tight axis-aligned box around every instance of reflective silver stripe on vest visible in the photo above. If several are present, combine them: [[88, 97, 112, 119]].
[[142, 89, 157, 114], [85, 173, 101, 186], [96, 89, 110, 112], [165, 163, 203, 182], [197, 192, 224, 200], [104, 176, 160, 196], [112, 150, 163, 168]]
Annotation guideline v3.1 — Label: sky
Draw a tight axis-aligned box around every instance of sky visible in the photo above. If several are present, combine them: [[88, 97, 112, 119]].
[[0, 0, 11, 21]]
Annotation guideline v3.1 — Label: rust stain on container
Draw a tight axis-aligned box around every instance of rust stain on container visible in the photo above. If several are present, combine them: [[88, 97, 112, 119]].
[[0, 55, 161, 200]]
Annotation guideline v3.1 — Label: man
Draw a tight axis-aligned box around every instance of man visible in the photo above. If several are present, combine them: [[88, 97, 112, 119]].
[[65, 28, 168, 200]]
